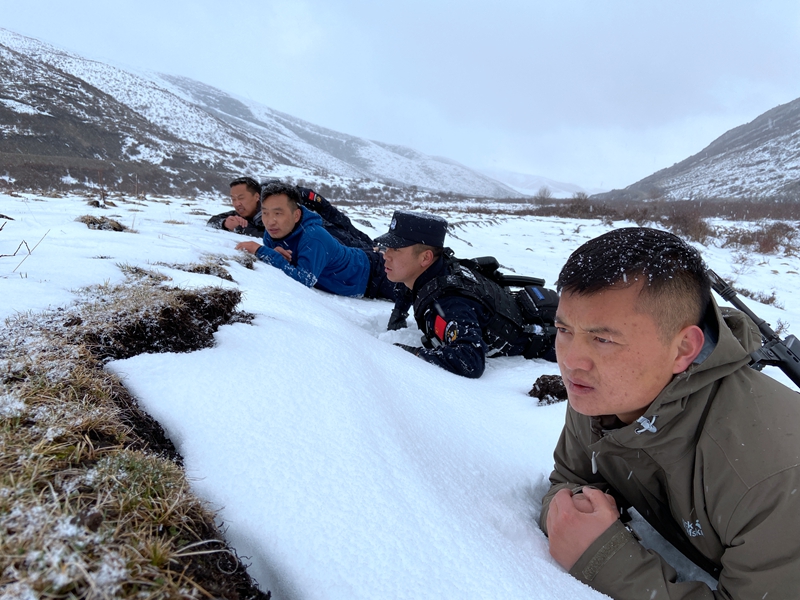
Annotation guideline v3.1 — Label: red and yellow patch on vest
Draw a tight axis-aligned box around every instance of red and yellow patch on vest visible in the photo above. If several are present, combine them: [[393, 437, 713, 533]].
[[434, 316, 459, 343]]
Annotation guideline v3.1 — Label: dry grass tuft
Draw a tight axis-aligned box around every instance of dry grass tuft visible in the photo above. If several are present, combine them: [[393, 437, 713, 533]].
[[732, 286, 785, 309], [1, 270, 267, 598], [75, 215, 128, 232], [156, 255, 236, 282], [231, 253, 256, 270]]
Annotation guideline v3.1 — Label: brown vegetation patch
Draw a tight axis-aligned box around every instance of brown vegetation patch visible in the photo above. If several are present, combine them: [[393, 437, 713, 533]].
[[156, 255, 237, 282], [1, 272, 268, 598], [76, 214, 128, 231], [732, 286, 784, 309], [721, 221, 798, 255]]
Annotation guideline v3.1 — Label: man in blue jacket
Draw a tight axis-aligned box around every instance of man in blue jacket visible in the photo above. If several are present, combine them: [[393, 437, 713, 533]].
[[235, 181, 407, 328], [208, 176, 374, 250]]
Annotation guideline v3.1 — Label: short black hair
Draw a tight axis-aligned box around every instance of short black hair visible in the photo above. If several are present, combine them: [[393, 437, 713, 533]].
[[412, 244, 444, 260], [260, 181, 301, 210], [557, 227, 711, 338], [230, 176, 261, 196]]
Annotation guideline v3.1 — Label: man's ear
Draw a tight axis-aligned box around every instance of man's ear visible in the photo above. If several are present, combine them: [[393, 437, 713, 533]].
[[292, 208, 302, 224], [672, 325, 705, 374], [419, 249, 436, 269]]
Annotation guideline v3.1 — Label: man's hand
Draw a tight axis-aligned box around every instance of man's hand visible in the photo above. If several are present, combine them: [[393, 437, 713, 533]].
[[546, 487, 619, 570], [274, 247, 292, 262], [235, 241, 262, 254], [224, 215, 249, 231]]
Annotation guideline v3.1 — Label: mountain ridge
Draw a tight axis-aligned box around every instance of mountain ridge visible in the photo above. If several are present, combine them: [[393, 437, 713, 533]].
[[0, 28, 519, 198], [594, 96, 800, 200]]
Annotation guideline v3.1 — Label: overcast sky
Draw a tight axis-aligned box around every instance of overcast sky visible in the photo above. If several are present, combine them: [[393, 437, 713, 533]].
[[3, 0, 800, 190]]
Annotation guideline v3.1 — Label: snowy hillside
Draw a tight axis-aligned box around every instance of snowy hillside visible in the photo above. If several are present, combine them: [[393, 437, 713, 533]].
[[3, 190, 798, 597], [596, 96, 800, 200], [476, 167, 602, 198], [0, 28, 518, 198]]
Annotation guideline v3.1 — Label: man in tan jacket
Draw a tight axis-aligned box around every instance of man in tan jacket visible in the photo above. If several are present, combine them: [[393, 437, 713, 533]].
[[541, 227, 800, 599]]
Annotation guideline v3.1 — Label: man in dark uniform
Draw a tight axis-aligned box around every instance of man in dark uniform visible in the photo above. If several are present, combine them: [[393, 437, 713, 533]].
[[207, 176, 374, 250], [375, 210, 555, 378]]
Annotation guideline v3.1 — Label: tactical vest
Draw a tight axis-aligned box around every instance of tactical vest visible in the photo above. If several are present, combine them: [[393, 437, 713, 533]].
[[413, 255, 557, 359]]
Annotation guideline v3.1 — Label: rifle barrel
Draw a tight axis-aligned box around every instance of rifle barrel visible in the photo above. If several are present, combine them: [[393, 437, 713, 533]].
[[709, 270, 800, 389]]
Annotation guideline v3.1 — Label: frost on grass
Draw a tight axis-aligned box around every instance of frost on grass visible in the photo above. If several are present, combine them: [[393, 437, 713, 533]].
[[156, 253, 238, 282], [0, 391, 24, 417], [75, 214, 128, 231], [0, 271, 268, 599]]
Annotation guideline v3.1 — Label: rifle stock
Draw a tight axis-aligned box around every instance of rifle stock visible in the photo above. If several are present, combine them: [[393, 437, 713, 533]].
[[708, 270, 800, 389]]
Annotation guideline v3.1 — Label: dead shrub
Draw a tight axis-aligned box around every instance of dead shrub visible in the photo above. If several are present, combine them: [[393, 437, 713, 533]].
[[732, 286, 784, 309], [721, 221, 798, 255], [619, 205, 656, 227], [661, 202, 713, 243]]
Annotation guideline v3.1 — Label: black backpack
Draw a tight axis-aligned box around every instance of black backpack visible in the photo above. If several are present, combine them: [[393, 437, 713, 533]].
[[414, 250, 558, 359]]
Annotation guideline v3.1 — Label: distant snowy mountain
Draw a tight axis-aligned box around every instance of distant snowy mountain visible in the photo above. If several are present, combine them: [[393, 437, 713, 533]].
[[595, 97, 800, 200], [0, 28, 519, 198], [476, 167, 603, 198]]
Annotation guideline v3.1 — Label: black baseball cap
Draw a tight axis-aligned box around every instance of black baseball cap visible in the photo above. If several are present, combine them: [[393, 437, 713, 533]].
[[374, 210, 448, 249]]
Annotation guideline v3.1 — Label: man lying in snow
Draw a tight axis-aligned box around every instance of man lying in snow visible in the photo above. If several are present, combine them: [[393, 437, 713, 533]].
[[235, 181, 409, 330], [541, 227, 800, 599], [376, 211, 556, 378], [207, 176, 374, 250]]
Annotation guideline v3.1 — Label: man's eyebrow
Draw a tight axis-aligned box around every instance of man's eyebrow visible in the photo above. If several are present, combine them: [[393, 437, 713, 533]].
[[584, 325, 624, 337], [554, 315, 624, 337]]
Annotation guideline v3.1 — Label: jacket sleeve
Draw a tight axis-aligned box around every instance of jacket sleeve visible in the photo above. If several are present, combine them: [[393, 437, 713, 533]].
[[567, 515, 794, 600], [207, 210, 234, 230], [416, 296, 488, 378], [238, 222, 265, 237], [254, 245, 318, 288], [206, 211, 264, 237]]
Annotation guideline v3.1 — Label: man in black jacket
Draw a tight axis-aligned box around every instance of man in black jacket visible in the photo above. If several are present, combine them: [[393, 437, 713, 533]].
[[207, 176, 374, 250], [206, 176, 265, 237], [376, 210, 555, 378]]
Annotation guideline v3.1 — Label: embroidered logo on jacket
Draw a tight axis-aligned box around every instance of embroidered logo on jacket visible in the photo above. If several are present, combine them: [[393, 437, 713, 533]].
[[683, 519, 704, 537], [444, 321, 459, 343]]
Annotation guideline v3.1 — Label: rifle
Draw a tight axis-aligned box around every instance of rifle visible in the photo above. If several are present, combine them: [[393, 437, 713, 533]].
[[708, 270, 800, 389], [467, 255, 545, 288]]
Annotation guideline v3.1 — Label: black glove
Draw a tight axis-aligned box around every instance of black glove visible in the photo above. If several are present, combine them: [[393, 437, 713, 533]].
[[387, 307, 409, 331], [394, 343, 420, 356]]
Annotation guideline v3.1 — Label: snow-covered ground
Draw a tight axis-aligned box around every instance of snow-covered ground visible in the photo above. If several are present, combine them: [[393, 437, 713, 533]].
[[2, 191, 798, 598]]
